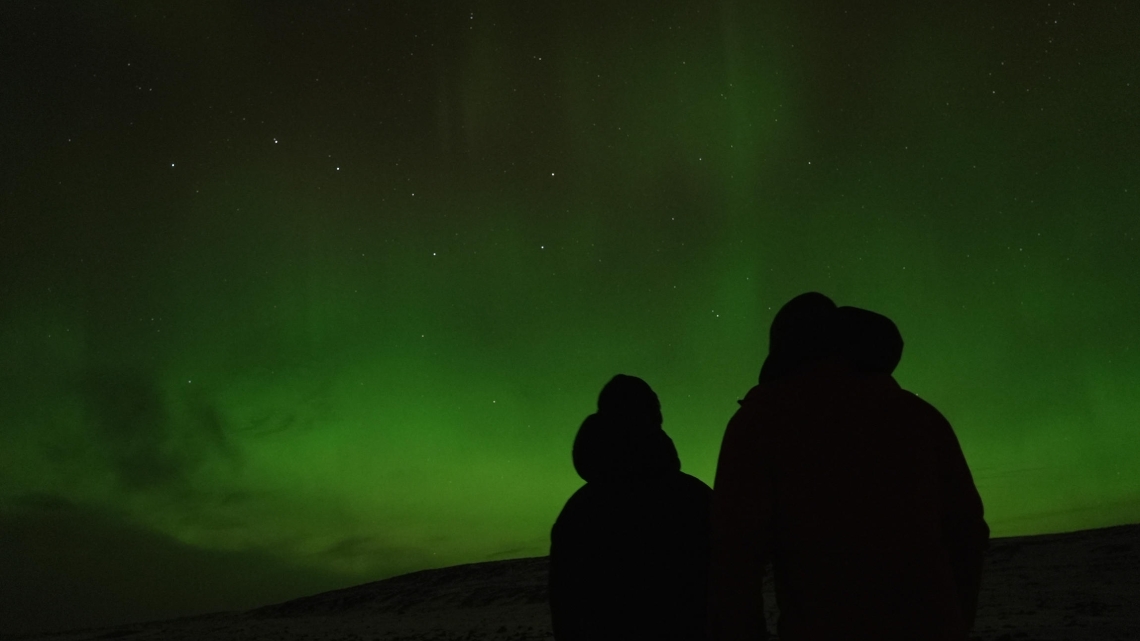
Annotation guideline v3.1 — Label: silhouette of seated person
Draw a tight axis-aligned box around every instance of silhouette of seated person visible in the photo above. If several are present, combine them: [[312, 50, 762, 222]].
[[550, 374, 712, 641], [709, 293, 989, 641]]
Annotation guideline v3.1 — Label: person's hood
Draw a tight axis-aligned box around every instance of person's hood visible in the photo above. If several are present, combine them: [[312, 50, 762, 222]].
[[571, 413, 681, 482], [832, 306, 903, 375], [759, 303, 903, 383]]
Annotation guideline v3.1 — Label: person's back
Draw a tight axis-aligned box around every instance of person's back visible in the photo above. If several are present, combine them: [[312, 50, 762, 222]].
[[709, 295, 988, 641], [550, 375, 712, 641], [734, 365, 981, 638], [552, 464, 712, 640]]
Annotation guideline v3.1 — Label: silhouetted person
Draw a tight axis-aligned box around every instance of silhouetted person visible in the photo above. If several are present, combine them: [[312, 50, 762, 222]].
[[830, 305, 905, 376], [709, 293, 989, 641], [551, 375, 712, 641], [757, 292, 839, 384]]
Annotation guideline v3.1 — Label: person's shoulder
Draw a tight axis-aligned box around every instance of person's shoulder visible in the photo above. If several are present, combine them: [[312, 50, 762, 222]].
[[744, 380, 787, 400], [676, 471, 713, 494], [552, 481, 612, 532], [891, 385, 948, 418], [621, 471, 711, 503], [883, 386, 961, 445], [732, 383, 784, 418], [654, 472, 712, 516], [724, 383, 789, 449], [557, 481, 599, 514]]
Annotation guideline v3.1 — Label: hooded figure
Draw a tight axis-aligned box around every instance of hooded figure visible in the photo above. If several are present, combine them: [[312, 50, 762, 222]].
[[758, 297, 904, 383], [830, 305, 905, 376], [758, 292, 838, 384], [709, 294, 988, 641], [550, 375, 712, 641]]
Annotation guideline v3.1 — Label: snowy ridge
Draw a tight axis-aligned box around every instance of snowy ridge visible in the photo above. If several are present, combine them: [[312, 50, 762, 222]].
[[13, 523, 1140, 641]]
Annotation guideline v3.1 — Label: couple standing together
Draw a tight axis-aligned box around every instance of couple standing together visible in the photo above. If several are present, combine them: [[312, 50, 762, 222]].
[[549, 292, 989, 641]]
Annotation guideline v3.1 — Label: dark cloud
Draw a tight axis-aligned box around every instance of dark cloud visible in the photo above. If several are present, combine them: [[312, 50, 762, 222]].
[[6, 491, 77, 512], [0, 496, 353, 637], [78, 368, 236, 492], [318, 535, 441, 578]]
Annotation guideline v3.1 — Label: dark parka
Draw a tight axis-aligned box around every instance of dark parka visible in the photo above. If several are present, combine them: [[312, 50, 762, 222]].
[[550, 378, 712, 641], [709, 304, 989, 641]]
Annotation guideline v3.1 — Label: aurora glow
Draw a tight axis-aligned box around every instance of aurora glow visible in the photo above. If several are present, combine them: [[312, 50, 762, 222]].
[[1, 1, 1138, 634]]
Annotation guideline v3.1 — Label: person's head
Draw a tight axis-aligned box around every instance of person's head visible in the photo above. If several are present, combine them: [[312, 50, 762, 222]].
[[571, 412, 611, 482], [597, 374, 663, 427], [760, 292, 838, 382], [832, 306, 903, 375], [572, 374, 678, 482]]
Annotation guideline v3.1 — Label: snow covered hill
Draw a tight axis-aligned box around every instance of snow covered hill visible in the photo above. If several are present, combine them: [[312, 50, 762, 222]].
[[13, 523, 1139, 641]]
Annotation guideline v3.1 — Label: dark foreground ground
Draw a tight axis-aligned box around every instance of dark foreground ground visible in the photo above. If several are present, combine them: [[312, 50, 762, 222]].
[[10, 523, 1140, 641]]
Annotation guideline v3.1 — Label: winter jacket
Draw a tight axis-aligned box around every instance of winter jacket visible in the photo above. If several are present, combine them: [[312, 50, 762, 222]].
[[708, 361, 988, 641], [551, 412, 712, 641]]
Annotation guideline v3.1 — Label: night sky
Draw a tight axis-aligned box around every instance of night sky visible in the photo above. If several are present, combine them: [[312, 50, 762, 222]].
[[2, 1, 1138, 635]]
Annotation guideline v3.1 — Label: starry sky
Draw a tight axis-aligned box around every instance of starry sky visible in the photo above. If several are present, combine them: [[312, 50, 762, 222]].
[[2, 1, 1138, 635]]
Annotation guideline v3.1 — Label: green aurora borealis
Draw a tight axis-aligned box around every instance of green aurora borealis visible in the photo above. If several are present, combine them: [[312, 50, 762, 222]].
[[1, 1, 1138, 633]]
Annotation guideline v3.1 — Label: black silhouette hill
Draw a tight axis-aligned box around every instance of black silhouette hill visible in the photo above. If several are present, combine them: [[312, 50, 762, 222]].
[[9, 523, 1140, 641]]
